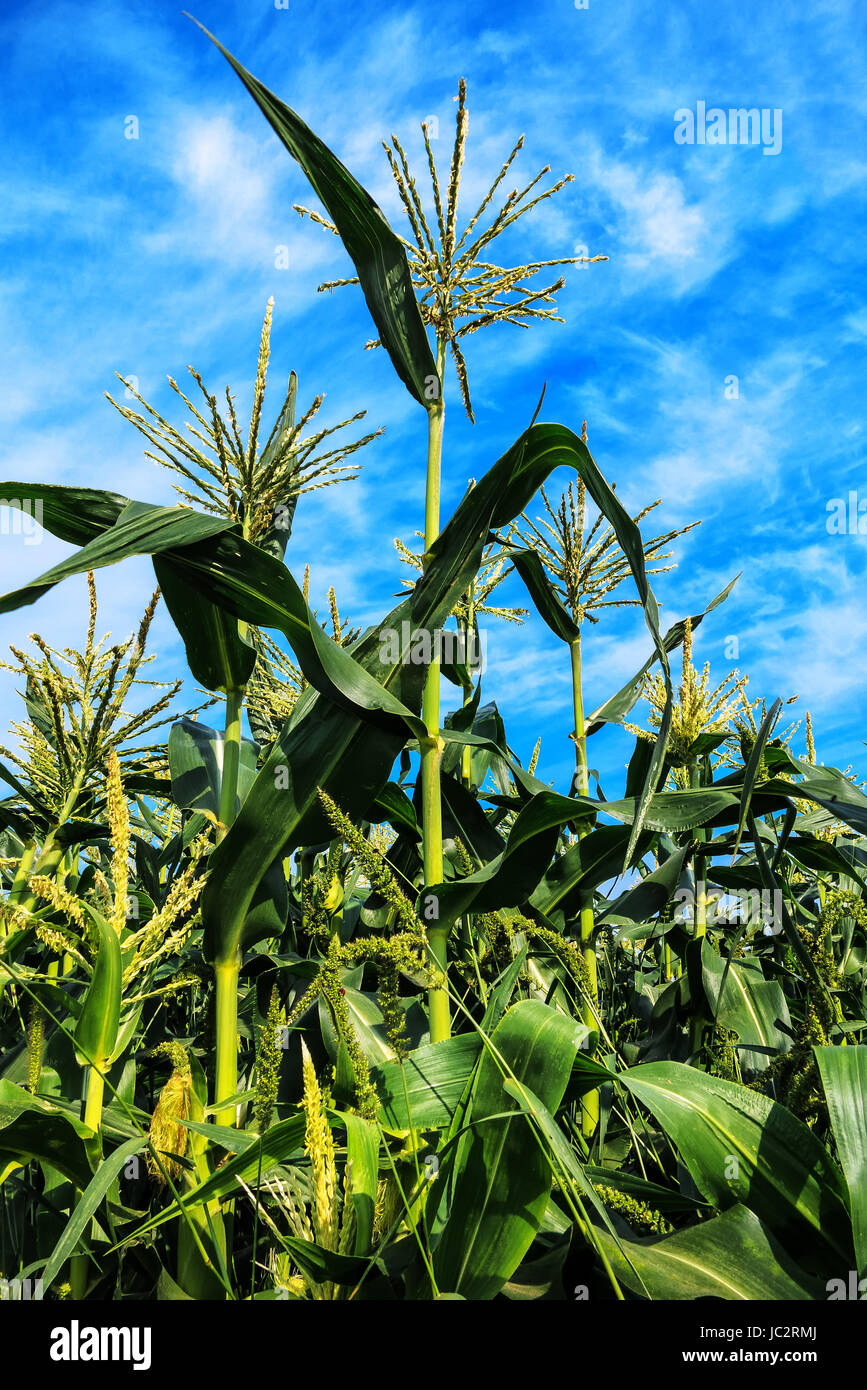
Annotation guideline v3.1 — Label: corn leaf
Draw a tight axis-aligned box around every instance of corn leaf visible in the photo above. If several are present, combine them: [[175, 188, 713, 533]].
[[73, 908, 122, 1071], [155, 554, 256, 694], [190, 18, 439, 410], [617, 1061, 852, 1266], [433, 1000, 583, 1299], [0, 1081, 99, 1188], [372, 1035, 483, 1130], [41, 1133, 147, 1288], [594, 1204, 822, 1300], [815, 1045, 867, 1278]]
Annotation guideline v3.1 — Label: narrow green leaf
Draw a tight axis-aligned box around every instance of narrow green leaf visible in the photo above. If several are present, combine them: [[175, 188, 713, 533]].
[[168, 718, 260, 819], [585, 576, 739, 734], [433, 1000, 583, 1299], [815, 1045, 867, 1278], [190, 19, 438, 409], [41, 1134, 147, 1288], [733, 697, 782, 855], [338, 1111, 379, 1255]]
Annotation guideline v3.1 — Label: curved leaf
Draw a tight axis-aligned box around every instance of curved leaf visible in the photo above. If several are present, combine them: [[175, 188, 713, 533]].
[[155, 554, 256, 693], [617, 1060, 852, 1265], [168, 718, 260, 819], [0, 1081, 98, 1188], [595, 1204, 821, 1300], [73, 909, 122, 1070], [190, 19, 438, 410]]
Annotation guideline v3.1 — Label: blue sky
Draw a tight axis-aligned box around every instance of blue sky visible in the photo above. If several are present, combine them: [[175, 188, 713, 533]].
[[1, 0, 866, 802]]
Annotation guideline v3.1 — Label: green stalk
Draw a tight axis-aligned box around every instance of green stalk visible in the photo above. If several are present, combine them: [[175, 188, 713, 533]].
[[421, 339, 449, 1042], [70, 1064, 106, 1298], [460, 586, 476, 787], [214, 957, 241, 1128], [218, 687, 244, 843], [689, 762, 708, 1056], [214, 592, 249, 1123], [690, 763, 707, 939], [570, 633, 599, 1138]]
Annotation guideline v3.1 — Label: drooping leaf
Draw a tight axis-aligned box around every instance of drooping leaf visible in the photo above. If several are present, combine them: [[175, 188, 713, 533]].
[[529, 825, 647, 919], [595, 1204, 822, 1300], [599, 843, 692, 925], [617, 1060, 852, 1266], [0, 1081, 99, 1188], [155, 554, 256, 693], [319, 986, 428, 1069], [504, 545, 580, 645]]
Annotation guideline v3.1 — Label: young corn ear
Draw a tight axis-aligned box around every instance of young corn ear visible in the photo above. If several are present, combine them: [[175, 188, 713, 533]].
[[147, 1043, 193, 1184]]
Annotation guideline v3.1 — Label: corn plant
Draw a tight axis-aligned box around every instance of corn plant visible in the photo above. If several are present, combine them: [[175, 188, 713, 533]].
[[0, 20, 866, 1308]]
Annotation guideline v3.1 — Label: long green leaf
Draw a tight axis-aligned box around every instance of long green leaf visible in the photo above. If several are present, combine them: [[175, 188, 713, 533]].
[[339, 1111, 379, 1255], [41, 1134, 147, 1288], [433, 1000, 583, 1299], [595, 1204, 821, 1300], [617, 1060, 852, 1265], [815, 1045, 867, 1278], [190, 18, 438, 409]]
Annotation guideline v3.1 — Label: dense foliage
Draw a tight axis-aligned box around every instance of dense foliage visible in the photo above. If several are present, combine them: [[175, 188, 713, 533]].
[[1, 25, 865, 1303]]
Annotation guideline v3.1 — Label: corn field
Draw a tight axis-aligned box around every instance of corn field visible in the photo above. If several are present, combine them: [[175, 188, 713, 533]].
[[1, 21, 865, 1322]]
